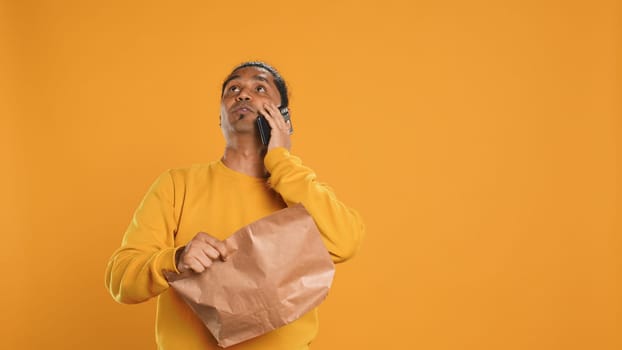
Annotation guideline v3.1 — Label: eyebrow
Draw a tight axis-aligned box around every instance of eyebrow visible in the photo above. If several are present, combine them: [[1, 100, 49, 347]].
[[222, 74, 240, 89], [252, 75, 270, 83], [223, 74, 271, 88]]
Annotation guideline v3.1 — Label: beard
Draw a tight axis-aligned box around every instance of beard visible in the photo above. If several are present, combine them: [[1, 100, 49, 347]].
[[223, 113, 258, 134]]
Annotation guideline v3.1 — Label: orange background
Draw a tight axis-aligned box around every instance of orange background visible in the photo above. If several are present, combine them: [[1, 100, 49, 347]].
[[1, 1, 620, 349]]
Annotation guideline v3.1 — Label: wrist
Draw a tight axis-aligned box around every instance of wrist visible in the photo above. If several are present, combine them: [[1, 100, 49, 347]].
[[174, 246, 185, 270]]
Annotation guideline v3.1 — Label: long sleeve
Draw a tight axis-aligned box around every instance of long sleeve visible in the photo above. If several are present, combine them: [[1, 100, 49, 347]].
[[105, 171, 182, 304], [264, 147, 365, 263]]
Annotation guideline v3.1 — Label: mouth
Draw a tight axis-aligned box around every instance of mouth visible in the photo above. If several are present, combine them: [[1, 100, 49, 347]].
[[231, 103, 256, 117]]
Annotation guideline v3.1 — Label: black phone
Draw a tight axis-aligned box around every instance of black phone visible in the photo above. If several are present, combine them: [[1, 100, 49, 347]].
[[256, 106, 292, 145]]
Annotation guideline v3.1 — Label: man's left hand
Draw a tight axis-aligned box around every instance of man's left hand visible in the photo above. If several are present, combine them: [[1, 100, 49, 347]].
[[260, 103, 291, 151]]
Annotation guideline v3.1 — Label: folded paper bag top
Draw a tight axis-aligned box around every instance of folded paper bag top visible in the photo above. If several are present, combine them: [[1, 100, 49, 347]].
[[164, 204, 336, 348]]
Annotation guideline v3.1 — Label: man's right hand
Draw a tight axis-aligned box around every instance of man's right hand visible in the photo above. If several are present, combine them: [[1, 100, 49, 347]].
[[176, 232, 229, 273]]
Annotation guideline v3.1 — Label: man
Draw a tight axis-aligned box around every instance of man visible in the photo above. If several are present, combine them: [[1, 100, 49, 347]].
[[105, 61, 365, 349]]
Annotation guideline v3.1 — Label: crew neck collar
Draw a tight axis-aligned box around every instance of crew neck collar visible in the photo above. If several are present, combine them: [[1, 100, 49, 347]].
[[215, 159, 268, 183]]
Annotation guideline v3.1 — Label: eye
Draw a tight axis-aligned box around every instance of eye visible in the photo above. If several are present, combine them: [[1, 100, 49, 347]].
[[229, 85, 239, 92], [256, 85, 266, 93]]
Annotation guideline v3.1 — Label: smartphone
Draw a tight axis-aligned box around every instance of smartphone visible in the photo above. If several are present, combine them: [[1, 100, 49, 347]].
[[256, 106, 292, 145]]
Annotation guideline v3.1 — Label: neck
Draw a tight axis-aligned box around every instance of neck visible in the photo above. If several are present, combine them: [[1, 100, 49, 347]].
[[221, 134, 268, 178]]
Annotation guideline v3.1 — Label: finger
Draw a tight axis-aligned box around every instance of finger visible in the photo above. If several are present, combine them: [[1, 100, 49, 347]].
[[195, 232, 213, 242], [264, 103, 286, 129], [193, 255, 212, 272], [263, 102, 279, 117], [181, 258, 204, 274], [188, 261, 204, 273], [209, 240, 229, 261], [196, 232, 229, 261], [263, 108, 289, 137], [200, 244, 222, 261], [178, 262, 189, 273], [260, 104, 279, 129], [179, 250, 204, 273]]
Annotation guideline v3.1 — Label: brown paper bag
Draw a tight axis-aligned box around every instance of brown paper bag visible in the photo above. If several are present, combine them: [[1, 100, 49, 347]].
[[164, 204, 335, 348]]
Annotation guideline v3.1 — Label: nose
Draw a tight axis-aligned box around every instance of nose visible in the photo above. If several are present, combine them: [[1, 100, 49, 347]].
[[236, 88, 251, 101]]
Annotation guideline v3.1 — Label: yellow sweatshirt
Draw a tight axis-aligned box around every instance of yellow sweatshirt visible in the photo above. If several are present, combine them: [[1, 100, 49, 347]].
[[105, 147, 364, 350]]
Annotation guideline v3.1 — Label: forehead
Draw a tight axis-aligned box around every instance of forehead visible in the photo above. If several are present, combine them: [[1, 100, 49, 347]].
[[223, 66, 275, 87]]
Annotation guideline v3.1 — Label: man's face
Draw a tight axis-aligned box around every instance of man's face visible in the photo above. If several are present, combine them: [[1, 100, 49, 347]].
[[220, 66, 282, 135]]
